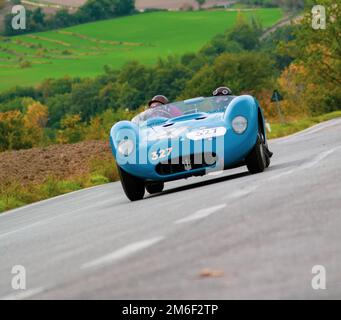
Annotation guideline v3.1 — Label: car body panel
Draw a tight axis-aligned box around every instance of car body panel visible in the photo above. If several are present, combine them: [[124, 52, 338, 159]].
[[110, 95, 264, 182]]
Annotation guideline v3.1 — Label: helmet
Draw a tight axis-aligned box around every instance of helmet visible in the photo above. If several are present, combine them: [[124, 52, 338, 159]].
[[213, 87, 232, 96], [148, 95, 169, 107]]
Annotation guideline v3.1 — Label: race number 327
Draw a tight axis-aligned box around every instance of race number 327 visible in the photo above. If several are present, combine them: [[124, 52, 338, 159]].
[[151, 148, 172, 161]]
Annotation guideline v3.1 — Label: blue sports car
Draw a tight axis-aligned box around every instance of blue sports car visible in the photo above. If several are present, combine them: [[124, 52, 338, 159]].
[[110, 94, 272, 201]]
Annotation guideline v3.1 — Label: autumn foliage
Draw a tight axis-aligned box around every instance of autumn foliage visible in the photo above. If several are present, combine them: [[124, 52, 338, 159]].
[[0, 101, 48, 152]]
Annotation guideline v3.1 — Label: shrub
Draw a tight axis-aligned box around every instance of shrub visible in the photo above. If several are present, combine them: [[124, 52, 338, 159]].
[[89, 157, 119, 182], [19, 61, 32, 69], [89, 174, 109, 185]]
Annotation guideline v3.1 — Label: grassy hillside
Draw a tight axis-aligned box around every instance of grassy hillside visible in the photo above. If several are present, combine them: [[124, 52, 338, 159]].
[[0, 8, 283, 91]]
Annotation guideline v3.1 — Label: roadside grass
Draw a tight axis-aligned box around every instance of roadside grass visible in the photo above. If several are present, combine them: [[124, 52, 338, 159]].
[[267, 111, 341, 139], [1, 111, 340, 214]]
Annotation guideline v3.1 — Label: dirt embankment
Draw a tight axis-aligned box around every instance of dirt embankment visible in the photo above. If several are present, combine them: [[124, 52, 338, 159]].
[[0, 140, 113, 186]]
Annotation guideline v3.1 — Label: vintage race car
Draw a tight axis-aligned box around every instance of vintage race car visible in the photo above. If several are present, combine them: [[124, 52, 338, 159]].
[[110, 95, 272, 201]]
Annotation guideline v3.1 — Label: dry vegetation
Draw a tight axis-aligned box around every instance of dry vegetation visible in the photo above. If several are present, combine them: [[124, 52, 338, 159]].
[[0, 139, 120, 212], [0, 140, 114, 186]]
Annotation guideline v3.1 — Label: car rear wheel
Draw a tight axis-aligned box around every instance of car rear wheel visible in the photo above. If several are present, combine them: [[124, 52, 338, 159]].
[[146, 182, 164, 194], [245, 134, 267, 174], [117, 166, 145, 201]]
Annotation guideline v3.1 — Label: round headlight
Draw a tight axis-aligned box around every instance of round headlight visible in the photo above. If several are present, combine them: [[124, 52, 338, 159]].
[[117, 139, 134, 156], [232, 116, 248, 134]]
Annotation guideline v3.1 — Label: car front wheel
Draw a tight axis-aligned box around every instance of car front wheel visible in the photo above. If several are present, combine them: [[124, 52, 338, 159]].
[[117, 166, 145, 201], [146, 182, 164, 194], [245, 135, 267, 174]]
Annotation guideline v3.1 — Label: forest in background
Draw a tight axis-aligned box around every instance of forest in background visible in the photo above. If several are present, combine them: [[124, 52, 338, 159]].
[[1, 0, 340, 153]]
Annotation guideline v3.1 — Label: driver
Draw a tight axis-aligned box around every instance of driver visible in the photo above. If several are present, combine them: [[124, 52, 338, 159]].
[[148, 95, 169, 108], [212, 86, 233, 96], [212, 86, 233, 112], [148, 95, 182, 117]]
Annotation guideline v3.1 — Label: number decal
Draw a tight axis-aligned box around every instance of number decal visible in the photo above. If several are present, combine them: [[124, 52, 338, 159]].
[[151, 148, 172, 161], [187, 127, 226, 140]]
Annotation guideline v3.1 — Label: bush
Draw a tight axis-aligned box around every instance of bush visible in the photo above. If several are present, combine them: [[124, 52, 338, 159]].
[[180, 3, 194, 11], [89, 157, 119, 182], [40, 176, 82, 198], [19, 61, 32, 69], [89, 174, 109, 185]]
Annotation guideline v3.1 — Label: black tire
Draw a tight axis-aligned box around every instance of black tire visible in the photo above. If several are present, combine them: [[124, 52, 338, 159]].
[[265, 149, 271, 168], [259, 131, 271, 168], [146, 182, 164, 194], [245, 135, 267, 174], [117, 166, 145, 201]]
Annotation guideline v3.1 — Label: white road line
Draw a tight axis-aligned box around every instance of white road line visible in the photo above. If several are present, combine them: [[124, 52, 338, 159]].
[[220, 186, 258, 202], [1, 287, 44, 300], [267, 169, 294, 181], [268, 146, 340, 181], [299, 147, 340, 169], [81, 237, 164, 270], [230, 186, 257, 198], [175, 204, 226, 224], [219, 146, 340, 195]]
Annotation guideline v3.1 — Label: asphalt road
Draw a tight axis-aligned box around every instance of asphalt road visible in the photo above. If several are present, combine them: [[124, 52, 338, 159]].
[[1, 119, 341, 300]]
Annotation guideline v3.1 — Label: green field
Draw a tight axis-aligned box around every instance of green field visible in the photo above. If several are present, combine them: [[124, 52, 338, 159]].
[[0, 9, 283, 91]]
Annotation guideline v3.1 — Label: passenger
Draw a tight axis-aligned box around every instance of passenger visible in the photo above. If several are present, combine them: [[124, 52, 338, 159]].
[[148, 95, 182, 118]]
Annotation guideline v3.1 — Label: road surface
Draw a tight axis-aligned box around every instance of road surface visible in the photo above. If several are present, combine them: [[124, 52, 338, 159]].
[[1, 118, 341, 299]]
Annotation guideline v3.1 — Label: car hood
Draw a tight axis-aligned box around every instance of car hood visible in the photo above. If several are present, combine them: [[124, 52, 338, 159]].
[[140, 112, 226, 143]]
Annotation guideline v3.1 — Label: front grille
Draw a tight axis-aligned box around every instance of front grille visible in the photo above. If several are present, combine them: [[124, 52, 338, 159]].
[[156, 152, 216, 175]]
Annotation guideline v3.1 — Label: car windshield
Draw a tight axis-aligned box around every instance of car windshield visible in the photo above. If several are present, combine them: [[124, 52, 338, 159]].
[[132, 96, 236, 126]]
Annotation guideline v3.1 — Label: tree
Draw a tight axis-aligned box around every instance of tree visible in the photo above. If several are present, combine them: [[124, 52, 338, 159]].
[[0, 111, 28, 151], [260, 24, 296, 70], [200, 34, 243, 59], [280, 0, 341, 111], [46, 93, 72, 128], [149, 56, 193, 101], [76, 0, 135, 22], [49, 9, 75, 28], [228, 14, 262, 51], [84, 108, 136, 140], [32, 8, 45, 26], [23, 101, 48, 146], [181, 52, 275, 98], [0, 0, 6, 10], [196, 0, 206, 9], [57, 114, 85, 144], [69, 79, 102, 121]]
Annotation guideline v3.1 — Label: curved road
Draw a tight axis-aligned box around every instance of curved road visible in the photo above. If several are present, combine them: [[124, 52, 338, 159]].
[[1, 119, 341, 299]]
